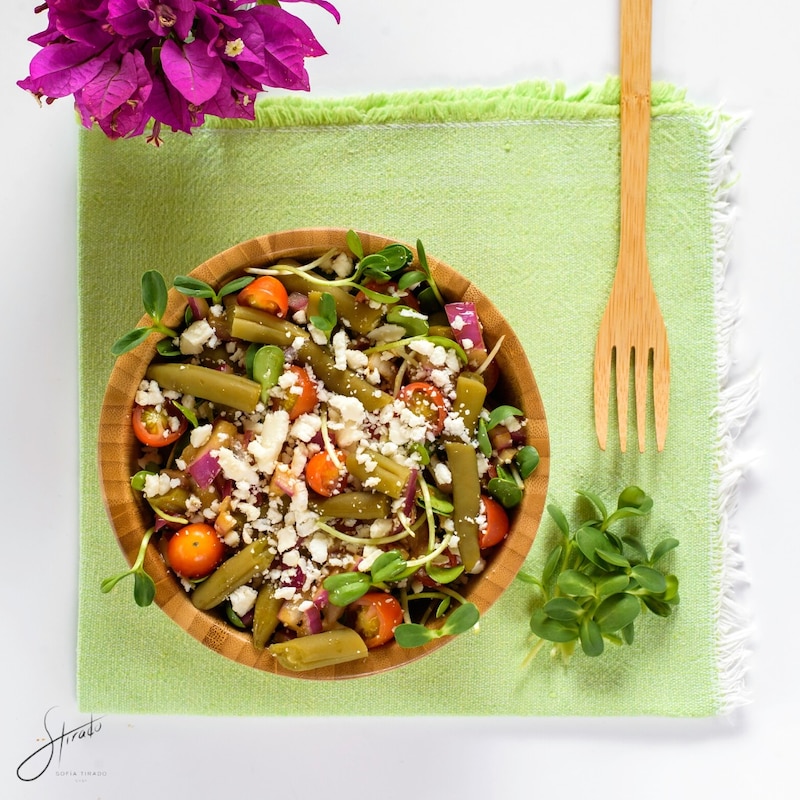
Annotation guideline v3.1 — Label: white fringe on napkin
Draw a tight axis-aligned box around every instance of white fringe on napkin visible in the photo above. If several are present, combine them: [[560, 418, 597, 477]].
[[707, 105, 758, 714]]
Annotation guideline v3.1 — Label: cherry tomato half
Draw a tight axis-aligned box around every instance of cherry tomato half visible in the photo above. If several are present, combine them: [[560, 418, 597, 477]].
[[166, 523, 225, 580], [478, 494, 510, 549], [305, 449, 347, 497], [132, 403, 188, 448], [279, 365, 318, 420], [348, 591, 404, 648], [398, 382, 447, 436], [237, 276, 290, 317]]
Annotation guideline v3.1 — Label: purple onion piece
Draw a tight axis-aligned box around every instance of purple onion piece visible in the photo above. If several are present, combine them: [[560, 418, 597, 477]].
[[187, 450, 221, 489], [288, 291, 308, 312], [444, 301, 486, 351]]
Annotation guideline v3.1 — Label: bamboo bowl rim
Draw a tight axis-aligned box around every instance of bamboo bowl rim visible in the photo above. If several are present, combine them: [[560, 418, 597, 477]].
[[98, 228, 550, 679]]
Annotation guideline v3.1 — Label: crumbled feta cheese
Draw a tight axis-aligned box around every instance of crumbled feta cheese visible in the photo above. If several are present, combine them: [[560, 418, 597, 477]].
[[332, 330, 349, 370], [135, 380, 164, 408], [180, 318, 216, 355], [290, 413, 322, 443], [215, 447, 259, 484], [369, 518, 393, 539], [408, 339, 435, 358], [247, 409, 290, 476], [142, 472, 177, 498], [345, 349, 369, 371], [306, 533, 329, 564], [433, 461, 452, 486], [331, 252, 354, 278], [190, 424, 213, 448], [282, 549, 301, 567]]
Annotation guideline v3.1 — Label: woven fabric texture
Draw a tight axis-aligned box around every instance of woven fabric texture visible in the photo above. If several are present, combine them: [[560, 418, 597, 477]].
[[77, 80, 745, 716]]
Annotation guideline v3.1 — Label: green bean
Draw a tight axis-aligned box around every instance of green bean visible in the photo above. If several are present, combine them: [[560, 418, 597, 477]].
[[252, 345, 284, 403], [345, 450, 411, 500], [191, 538, 274, 611], [444, 441, 482, 573], [308, 491, 392, 519], [229, 305, 309, 347], [295, 340, 392, 412], [251, 583, 283, 649], [146, 363, 261, 413], [268, 627, 368, 671], [452, 372, 487, 436]]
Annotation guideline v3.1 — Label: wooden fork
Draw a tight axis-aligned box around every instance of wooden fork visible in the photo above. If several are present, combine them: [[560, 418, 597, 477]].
[[594, 0, 669, 452]]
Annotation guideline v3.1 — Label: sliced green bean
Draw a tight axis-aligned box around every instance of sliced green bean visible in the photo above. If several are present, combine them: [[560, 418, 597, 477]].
[[345, 450, 411, 499], [296, 339, 392, 412], [444, 441, 482, 573], [268, 628, 368, 671], [191, 538, 274, 611], [308, 491, 391, 519], [229, 304, 308, 347], [452, 372, 487, 436], [252, 584, 283, 649], [146, 363, 261, 413]]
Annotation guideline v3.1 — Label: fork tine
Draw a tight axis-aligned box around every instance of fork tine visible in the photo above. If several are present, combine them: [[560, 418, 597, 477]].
[[634, 345, 649, 453], [652, 342, 670, 451], [615, 346, 631, 453], [593, 338, 612, 450]]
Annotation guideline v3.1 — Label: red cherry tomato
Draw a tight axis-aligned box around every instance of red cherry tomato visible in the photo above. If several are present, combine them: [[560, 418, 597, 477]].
[[132, 403, 187, 447], [349, 592, 404, 648], [478, 494, 510, 548], [398, 381, 447, 435], [237, 276, 289, 317], [305, 449, 347, 497], [167, 523, 225, 580], [280, 365, 318, 420]]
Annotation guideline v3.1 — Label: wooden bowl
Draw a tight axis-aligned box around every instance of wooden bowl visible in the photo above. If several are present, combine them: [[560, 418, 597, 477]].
[[98, 228, 550, 679]]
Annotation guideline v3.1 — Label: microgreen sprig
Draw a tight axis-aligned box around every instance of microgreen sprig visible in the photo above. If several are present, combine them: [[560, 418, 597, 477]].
[[100, 527, 157, 608], [308, 291, 338, 342], [111, 270, 180, 356], [173, 274, 254, 305], [394, 601, 480, 647], [518, 486, 679, 664]]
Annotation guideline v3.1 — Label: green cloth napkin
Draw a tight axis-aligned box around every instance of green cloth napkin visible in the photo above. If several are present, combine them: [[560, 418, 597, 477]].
[[77, 80, 750, 716]]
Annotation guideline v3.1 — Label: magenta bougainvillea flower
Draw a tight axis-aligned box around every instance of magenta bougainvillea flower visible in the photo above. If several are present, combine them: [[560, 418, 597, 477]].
[[18, 1, 340, 144]]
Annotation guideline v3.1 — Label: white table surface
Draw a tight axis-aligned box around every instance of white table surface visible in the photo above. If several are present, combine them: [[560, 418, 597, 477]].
[[3, 1, 797, 797]]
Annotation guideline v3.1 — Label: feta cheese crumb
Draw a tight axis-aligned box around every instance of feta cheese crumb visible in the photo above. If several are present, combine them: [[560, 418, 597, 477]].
[[180, 318, 216, 355], [190, 424, 213, 448]]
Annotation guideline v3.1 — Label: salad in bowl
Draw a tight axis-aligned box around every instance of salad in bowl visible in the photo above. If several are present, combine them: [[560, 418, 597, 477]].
[[99, 228, 549, 678]]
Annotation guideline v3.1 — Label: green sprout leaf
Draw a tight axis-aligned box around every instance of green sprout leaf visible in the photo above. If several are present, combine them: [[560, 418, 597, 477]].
[[514, 446, 539, 479], [323, 572, 371, 606], [100, 527, 157, 608], [486, 405, 522, 430], [346, 229, 364, 260], [142, 269, 168, 320], [309, 291, 338, 341], [111, 270, 179, 356], [519, 486, 680, 666]]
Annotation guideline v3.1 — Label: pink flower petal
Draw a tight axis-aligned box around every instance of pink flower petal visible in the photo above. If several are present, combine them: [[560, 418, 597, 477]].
[[80, 49, 151, 120], [21, 40, 107, 98], [160, 37, 224, 104]]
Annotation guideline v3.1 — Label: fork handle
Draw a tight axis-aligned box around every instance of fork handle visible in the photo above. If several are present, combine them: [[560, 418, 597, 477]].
[[618, 0, 652, 273]]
